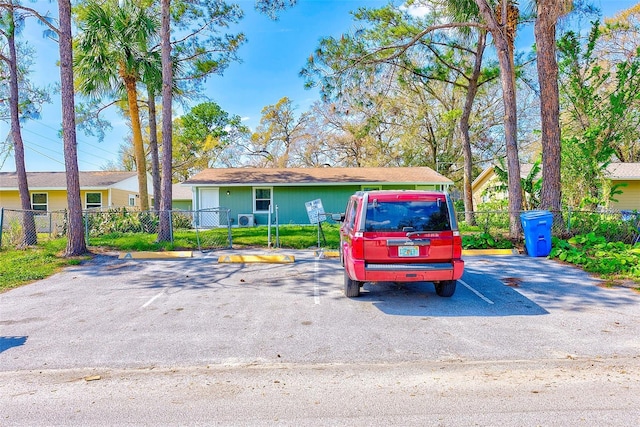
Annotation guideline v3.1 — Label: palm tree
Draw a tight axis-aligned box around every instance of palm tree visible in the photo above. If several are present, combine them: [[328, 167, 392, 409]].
[[74, 0, 159, 211]]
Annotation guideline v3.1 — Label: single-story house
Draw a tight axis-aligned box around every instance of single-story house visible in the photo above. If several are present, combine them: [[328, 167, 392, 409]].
[[0, 171, 153, 212], [605, 163, 640, 210], [182, 167, 453, 226], [471, 163, 538, 206], [472, 162, 640, 211], [150, 183, 194, 211], [170, 183, 193, 211]]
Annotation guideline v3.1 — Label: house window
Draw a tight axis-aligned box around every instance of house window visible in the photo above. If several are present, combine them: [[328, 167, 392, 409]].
[[31, 193, 48, 212], [362, 185, 381, 191], [86, 192, 102, 209], [128, 194, 136, 207], [254, 188, 272, 212]]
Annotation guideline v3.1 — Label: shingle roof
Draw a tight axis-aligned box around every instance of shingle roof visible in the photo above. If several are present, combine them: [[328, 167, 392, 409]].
[[0, 171, 138, 189], [473, 162, 640, 188], [172, 183, 193, 200], [182, 167, 452, 186], [605, 163, 640, 179], [472, 163, 538, 188], [520, 163, 536, 178]]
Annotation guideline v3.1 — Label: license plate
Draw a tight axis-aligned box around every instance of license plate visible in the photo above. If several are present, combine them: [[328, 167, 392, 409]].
[[398, 246, 419, 257]]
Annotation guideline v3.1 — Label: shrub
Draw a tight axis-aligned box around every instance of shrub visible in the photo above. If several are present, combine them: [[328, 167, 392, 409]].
[[86, 208, 159, 236], [549, 232, 640, 279], [566, 211, 639, 243], [172, 212, 193, 229], [462, 232, 513, 249]]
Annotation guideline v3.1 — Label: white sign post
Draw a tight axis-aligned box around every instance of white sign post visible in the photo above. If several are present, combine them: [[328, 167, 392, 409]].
[[305, 199, 326, 247], [305, 199, 326, 224]]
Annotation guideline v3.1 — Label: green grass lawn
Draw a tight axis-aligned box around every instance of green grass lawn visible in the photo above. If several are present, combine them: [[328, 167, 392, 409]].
[[86, 224, 341, 251], [0, 239, 86, 292]]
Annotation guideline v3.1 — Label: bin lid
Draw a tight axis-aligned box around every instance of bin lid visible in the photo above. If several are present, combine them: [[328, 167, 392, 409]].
[[520, 210, 552, 219]]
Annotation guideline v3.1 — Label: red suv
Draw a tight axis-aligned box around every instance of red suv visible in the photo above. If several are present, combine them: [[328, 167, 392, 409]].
[[336, 190, 464, 298]]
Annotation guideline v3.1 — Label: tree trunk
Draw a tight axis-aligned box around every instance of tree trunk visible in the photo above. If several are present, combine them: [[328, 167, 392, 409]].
[[6, 5, 37, 246], [157, 0, 173, 242], [499, 41, 524, 237], [536, 0, 563, 217], [123, 75, 150, 211], [459, 30, 487, 226], [476, 0, 523, 238], [58, 0, 87, 256], [147, 86, 161, 211]]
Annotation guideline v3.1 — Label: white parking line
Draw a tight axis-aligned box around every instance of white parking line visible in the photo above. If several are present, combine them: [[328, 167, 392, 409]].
[[459, 279, 494, 304], [141, 291, 165, 309], [313, 257, 321, 305]]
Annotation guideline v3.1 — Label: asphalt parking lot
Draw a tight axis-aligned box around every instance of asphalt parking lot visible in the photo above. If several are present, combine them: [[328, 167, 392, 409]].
[[2, 250, 640, 425], [2, 250, 639, 371]]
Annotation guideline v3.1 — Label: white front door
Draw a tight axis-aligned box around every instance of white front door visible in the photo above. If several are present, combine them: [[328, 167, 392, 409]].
[[199, 188, 220, 227]]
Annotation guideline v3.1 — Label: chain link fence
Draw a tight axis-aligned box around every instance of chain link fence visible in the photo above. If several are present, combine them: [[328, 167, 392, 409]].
[[457, 209, 640, 244], [0, 207, 233, 251], [0, 208, 68, 248], [2, 207, 638, 250], [191, 208, 233, 251]]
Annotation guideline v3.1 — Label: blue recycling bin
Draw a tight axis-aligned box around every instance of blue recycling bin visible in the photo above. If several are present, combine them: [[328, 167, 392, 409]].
[[520, 210, 553, 257]]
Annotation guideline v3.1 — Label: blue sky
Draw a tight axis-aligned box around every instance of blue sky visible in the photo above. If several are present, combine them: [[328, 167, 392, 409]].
[[0, 0, 636, 172]]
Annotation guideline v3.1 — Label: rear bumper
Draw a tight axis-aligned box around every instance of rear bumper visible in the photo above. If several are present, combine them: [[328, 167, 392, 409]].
[[346, 258, 464, 283]]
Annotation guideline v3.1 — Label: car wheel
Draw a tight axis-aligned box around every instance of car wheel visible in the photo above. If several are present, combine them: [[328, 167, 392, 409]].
[[344, 269, 361, 297], [435, 280, 456, 297]]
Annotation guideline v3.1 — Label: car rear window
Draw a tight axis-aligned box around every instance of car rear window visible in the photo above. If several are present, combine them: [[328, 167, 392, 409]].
[[364, 199, 451, 232]]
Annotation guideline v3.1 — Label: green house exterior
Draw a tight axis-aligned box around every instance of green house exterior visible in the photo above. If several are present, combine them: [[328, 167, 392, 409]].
[[170, 183, 193, 211], [182, 167, 453, 227]]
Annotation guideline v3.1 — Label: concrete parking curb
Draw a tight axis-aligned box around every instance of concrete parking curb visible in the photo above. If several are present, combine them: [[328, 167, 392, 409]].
[[314, 250, 340, 258], [116, 248, 520, 262], [218, 254, 296, 263], [462, 249, 520, 256]]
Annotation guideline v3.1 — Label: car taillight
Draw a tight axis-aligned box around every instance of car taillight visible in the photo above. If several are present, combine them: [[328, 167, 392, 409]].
[[453, 230, 462, 258], [352, 232, 364, 259]]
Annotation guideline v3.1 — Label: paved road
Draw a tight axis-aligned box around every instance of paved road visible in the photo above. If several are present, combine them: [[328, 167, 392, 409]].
[[1, 251, 640, 425]]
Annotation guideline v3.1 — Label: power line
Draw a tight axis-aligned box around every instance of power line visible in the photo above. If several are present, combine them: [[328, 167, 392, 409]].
[[22, 126, 120, 160], [21, 140, 108, 170], [21, 143, 65, 167], [5, 117, 134, 171], [22, 128, 117, 164], [27, 120, 121, 156]]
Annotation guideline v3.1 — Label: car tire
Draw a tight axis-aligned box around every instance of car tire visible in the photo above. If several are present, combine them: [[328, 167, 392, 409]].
[[344, 269, 361, 297], [435, 280, 456, 297]]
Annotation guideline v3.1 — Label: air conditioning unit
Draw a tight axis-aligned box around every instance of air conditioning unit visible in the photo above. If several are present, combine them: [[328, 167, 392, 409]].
[[237, 214, 254, 227]]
